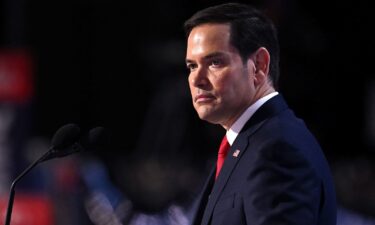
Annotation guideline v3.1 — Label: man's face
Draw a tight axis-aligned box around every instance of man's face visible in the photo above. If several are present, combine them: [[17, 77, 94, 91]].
[[186, 23, 256, 129]]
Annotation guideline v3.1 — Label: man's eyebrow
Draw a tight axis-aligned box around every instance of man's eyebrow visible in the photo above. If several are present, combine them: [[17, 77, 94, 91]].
[[186, 52, 227, 64], [204, 52, 226, 60]]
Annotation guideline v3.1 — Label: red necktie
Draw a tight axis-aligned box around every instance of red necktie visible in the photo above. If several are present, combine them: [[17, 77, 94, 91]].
[[215, 135, 230, 179]]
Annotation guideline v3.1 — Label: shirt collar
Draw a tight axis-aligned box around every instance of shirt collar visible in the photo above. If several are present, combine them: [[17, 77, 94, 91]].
[[226, 92, 279, 145]]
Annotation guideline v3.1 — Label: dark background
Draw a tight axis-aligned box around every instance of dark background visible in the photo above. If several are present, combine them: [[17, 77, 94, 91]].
[[1, 0, 375, 220], [2, 0, 370, 157]]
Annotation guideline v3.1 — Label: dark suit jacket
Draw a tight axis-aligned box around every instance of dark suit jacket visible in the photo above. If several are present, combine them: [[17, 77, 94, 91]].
[[191, 95, 336, 225]]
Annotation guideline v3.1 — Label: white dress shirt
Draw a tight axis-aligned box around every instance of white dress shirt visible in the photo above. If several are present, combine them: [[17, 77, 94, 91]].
[[226, 92, 279, 146]]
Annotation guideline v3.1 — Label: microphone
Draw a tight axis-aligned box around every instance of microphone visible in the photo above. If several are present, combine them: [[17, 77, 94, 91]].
[[39, 123, 83, 162], [3, 123, 87, 225], [84, 126, 109, 152]]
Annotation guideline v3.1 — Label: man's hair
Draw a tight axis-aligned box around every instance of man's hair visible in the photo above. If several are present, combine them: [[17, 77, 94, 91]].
[[184, 2, 280, 87]]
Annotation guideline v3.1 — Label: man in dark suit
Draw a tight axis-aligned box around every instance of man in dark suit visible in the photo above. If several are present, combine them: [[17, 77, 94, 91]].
[[184, 3, 336, 225]]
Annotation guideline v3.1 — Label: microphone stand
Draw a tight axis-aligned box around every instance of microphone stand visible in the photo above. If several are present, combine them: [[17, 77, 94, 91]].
[[3, 123, 85, 225], [4, 150, 51, 225]]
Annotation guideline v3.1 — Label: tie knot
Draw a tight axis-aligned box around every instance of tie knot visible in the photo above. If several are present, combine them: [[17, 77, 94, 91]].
[[218, 136, 230, 155]]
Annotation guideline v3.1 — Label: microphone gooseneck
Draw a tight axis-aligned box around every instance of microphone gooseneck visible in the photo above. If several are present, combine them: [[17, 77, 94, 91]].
[[4, 123, 82, 225]]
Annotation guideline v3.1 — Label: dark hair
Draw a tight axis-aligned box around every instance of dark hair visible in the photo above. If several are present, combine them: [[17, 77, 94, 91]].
[[184, 2, 280, 87]]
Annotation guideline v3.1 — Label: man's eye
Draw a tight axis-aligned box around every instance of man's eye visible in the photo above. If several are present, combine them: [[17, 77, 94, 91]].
[[187, 64, 197, 71], [211, 59, 222, 67]]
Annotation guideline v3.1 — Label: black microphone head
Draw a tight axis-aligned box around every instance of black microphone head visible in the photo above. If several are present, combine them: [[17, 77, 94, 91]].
[[86, 126, 110, 152], [51, 123, 81, 149]]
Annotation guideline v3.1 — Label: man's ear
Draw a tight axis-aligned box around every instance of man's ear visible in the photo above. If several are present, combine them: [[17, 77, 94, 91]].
[[252, 47, 270, 85]]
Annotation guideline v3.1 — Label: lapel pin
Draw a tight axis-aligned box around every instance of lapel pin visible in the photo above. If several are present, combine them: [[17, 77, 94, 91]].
[[233, 149, 240, 157]]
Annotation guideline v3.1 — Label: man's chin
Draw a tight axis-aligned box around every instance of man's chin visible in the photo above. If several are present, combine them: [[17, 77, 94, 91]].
[[197, 112, 220, 125]]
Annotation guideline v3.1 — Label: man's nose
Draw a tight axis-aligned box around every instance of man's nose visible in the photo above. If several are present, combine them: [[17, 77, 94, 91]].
[[190, 67, 208, 88]]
